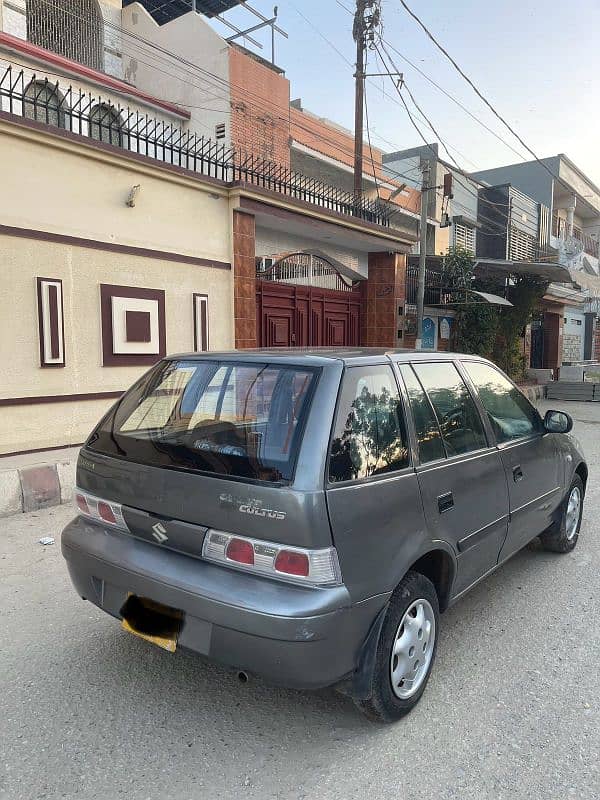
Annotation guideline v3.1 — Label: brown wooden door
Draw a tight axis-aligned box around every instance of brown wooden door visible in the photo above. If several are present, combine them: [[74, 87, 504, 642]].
[[257, 281, 361, 348]]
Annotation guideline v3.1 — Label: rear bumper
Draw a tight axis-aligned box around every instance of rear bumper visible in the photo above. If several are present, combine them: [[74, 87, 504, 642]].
[[61, 517, 389, 689]]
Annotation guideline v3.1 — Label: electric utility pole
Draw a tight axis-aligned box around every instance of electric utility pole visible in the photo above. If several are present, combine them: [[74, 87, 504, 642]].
[[415, 160, 431, 349], [353, 0, 379, 198]]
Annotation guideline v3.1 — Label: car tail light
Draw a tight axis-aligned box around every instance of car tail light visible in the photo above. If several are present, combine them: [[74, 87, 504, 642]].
[[97, 501, 117, 524], [202, 531, 341, 587], [75, 493, 89, 514], [226, 538, 255, 565], [74, 488, 127, 532], [274, 550, 309, 577]]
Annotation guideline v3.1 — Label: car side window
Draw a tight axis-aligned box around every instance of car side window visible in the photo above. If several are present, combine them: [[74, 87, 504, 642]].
[[462, 361, 542, 443], [328, 365, 409, 483], [398, 364, 446, 464], [413, 362, 488, 456]]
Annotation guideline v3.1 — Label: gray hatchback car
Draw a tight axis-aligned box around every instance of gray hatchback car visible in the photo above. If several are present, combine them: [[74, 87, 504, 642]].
[[62, 349, 587, 721]]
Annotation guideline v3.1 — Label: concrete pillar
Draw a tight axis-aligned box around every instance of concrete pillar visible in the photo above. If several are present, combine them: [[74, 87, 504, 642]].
[[233, 210, 257, 349], [566, 195, 577, 237]]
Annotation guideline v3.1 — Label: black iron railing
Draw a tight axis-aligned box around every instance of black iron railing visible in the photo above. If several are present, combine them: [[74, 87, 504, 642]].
[[406, 262, 446, 306], [0, 66, 391, 227]]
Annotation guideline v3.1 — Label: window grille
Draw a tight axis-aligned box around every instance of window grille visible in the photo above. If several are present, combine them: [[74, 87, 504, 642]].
[[27, 0, 104, 71], [23, 80, 68, 128], [453, 223, 476, 254], [509, 227, 537, 261], [89, 103, 127, 148]]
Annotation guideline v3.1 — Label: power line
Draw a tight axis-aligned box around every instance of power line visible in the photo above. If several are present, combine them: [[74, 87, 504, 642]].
[[289, 0, 477, 174], [380, 41, 529, 164], [377, 43, 516, 223], [395, 0, 575, 195], [363, 75, 380, 199], [36, 0, 298, 127], [335, 0, 529, 163], [30, 0, 426, 192], [375, 42, 518, 232]]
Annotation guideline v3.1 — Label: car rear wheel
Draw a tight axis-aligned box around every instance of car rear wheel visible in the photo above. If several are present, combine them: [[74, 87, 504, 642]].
[[539, 475, 584, 554], [354, 571, 440, 723]]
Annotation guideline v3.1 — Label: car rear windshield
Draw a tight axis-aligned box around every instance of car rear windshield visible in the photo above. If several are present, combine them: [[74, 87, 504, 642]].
[[87, 360, 319, 483]]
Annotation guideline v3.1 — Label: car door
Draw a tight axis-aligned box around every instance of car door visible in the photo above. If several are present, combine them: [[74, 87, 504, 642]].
[[399, 362, 510, 597], [325, 364, 426, 602], [461, 360, 563, 561]]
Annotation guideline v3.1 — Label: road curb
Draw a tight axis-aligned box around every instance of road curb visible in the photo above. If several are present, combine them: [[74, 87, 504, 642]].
[[0, 456, 77, 518]]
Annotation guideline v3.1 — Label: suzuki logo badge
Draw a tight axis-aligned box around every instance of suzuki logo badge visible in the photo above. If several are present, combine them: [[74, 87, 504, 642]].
[[151, 522, 169, 543]]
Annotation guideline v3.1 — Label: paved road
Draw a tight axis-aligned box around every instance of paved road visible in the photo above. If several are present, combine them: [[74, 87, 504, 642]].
[[1, 400, 599, 800]]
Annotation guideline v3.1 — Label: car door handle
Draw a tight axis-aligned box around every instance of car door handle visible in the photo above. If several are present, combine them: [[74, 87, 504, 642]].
[[437, 492, 454, 514], [513, 465, 524, 482]]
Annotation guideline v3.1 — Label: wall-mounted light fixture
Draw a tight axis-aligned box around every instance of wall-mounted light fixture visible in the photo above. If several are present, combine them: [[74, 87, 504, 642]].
[[126, 184, 141, 207]]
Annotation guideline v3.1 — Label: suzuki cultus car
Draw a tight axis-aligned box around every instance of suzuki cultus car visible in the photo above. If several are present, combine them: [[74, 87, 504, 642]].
[[62, 350, 587, 721]]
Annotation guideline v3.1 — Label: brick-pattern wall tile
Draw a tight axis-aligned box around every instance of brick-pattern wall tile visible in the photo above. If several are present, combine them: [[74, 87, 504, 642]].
[[363, 253, 407, 348], [233, 211, 258, 349], [229, 47, 291, 168]]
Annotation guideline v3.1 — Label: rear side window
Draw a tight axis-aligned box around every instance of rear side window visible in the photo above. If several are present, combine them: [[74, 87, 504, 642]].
[[413, 362, 488, 456], [87, 360, 318, 483], [398, 364, 445, 464], [328, 365, 409, 483], [462, 361, 542, 443]]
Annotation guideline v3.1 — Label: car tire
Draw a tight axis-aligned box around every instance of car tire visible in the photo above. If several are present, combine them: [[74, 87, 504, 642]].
[[539, 474, 584, 554], [354, 571, 440, 723]]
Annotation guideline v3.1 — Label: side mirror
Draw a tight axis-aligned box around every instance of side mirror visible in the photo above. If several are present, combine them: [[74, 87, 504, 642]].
[[544, 410, 573, 434]]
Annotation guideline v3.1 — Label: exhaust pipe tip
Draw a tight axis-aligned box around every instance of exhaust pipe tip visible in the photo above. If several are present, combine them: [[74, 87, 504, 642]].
[[238, 670, 249, 684]]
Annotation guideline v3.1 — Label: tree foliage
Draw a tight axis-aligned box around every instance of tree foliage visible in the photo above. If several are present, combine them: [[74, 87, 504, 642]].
[[442, 247, 547, 380]]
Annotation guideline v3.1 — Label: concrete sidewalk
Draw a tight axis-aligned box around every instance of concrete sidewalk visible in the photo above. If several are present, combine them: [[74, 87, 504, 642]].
[[0, 446, 79, 518]]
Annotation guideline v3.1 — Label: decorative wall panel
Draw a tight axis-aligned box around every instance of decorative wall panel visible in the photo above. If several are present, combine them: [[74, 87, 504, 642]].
[[36, 277, 65, 367], [193, 294, 209, 352], [100, 284, 165, 366]]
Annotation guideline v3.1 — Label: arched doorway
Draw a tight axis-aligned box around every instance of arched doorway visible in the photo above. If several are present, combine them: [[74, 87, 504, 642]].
[[256, 252, 363, 347]]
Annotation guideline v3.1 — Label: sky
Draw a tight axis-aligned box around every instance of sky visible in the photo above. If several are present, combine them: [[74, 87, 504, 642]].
[[211, 0, 600, 185]]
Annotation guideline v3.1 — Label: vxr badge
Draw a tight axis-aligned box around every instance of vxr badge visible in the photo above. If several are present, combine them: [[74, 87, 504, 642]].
[[151, 522, 169, 543]]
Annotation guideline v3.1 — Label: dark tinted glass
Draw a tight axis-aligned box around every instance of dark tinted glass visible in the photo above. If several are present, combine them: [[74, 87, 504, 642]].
[[413, 362, 488, 456], [462, 361, 542, 443], [329, 366, 409, 483], [87, 360, 317, 483], [398, 364, 445, 464]]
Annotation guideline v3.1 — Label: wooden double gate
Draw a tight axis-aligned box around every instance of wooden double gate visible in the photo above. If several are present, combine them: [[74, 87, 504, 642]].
[[256, 280, 362, 348]]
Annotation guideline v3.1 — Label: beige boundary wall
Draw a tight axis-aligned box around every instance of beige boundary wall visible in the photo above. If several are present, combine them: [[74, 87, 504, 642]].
[[0, 117, 234, 455]]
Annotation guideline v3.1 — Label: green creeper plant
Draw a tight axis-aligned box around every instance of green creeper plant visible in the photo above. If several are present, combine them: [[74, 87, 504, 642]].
[[442, 248, 547, 381]]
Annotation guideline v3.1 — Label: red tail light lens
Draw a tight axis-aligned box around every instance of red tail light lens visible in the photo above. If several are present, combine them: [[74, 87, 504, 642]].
[[274, 550, 310, 577], [203, 531, 341, 586], [76, 494, 90, 514], [226, 538, 255, 565], [97, 501, 117, 524]]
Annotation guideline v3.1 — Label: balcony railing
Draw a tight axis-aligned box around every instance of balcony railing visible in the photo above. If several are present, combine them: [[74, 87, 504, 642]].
[[552, 213, 599, 258], [0, 66, 391, 228], [406, 263, 449, 307]]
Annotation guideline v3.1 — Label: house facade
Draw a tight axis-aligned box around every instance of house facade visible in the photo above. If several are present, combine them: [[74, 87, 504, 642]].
[[383, 143, 480, 257], [0, 0, 418, 456], [473, 155, 600, 367]]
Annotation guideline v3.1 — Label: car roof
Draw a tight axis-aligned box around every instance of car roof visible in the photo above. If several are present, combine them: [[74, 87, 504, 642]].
[[166, 348, 487, 367]]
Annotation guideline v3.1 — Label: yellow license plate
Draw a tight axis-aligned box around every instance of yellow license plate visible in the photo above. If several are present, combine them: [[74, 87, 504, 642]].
[[120, 595, 182, 653]]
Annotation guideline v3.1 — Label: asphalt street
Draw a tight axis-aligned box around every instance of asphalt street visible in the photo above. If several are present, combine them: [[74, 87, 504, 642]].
[[1, 400, 599, 800]]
